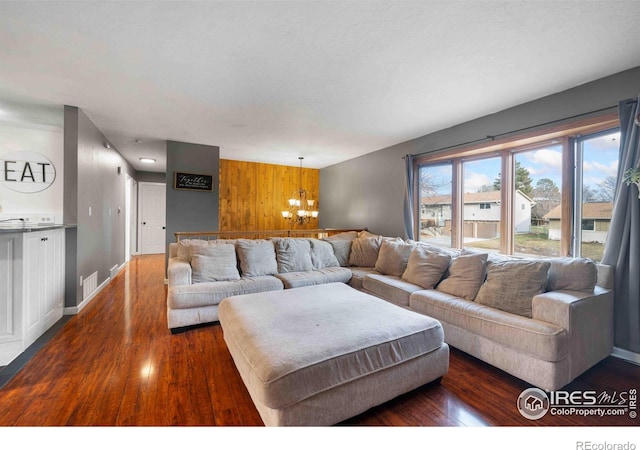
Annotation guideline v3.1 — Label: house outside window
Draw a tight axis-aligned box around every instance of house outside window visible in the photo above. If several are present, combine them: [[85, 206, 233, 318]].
[[414, 114, 619, 260]]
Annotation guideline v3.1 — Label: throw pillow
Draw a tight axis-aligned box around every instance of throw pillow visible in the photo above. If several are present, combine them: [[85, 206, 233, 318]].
[[374, 239, 416, 277], [272, 238, 313, 273], [358, 230, 378, 239], [402, 246, 452, 289], [235, 239, 278, 277], [324, 239, 352, 267], [308, 239, 340, 269], [190, 244, 241, 283], [436, 251, 488, 300], [176, 239, 209, 261], [324, 231, 358, 241], [547, 257, 597, 292], [475, 259, 551, 318], [348, 236, 383, 267]]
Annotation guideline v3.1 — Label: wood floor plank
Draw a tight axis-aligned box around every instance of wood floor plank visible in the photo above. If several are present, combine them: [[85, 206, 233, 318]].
[[0, 254, 638, 428]]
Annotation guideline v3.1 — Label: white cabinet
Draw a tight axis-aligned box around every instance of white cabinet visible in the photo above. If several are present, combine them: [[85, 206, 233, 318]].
[[0, 228, 65, 365]]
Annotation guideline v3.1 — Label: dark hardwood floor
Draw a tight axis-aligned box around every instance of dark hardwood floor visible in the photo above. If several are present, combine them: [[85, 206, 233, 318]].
[[0, 254, 638, 430]]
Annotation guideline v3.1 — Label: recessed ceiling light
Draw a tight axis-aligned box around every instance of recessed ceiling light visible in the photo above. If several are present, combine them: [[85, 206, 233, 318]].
[[139, 158, 156, 164]]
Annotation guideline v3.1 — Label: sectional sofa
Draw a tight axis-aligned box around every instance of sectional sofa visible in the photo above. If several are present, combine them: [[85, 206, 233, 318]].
[[166, 230, 614, 391]]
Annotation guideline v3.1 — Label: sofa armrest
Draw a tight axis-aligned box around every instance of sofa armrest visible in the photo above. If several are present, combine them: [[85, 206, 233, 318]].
[[532, 287, 613, 379], [168, 257, 192, 286]]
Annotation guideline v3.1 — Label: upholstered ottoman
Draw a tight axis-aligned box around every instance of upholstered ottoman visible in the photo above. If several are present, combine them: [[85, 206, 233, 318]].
[[218, 282, 449, 426]]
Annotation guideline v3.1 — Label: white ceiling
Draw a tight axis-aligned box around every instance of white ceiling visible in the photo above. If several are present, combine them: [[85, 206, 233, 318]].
[[1, 1, 640, 173]]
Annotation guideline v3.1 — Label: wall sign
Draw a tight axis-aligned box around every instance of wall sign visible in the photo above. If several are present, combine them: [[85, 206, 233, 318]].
[[174, 172, 214, 191], [1, 151, 56, 193]]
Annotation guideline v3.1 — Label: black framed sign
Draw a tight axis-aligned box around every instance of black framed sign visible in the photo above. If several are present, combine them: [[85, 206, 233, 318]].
[[174, 172, 214, 191]]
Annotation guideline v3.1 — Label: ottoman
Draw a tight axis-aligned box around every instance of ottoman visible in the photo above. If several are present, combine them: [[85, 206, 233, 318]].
[[218, 282, 449, 426]]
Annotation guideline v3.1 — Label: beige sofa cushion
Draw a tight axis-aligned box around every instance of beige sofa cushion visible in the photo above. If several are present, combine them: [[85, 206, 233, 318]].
[[349, 236, 382, 267], [191, 244, 241, 283], [362, 274, 423, 308], [547, 257, 597, 292], [168, 276, 284, 309], [475, 259, 551, 318], [409, 289, 567, 362], [275, 267, 352, 289], [402, 246, 451, 289], [348, 267, 380, 290], [236, 239, 278, 277], [436, 251, 488, 300], [272, 238, 313, 273], [308, 239, 340, 269]]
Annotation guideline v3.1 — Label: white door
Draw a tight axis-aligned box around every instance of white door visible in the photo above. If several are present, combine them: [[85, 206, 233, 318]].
[[138, 182, 166, 255]]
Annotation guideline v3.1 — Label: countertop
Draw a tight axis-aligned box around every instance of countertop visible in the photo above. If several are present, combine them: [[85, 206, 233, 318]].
[[0, 223, 76, 233]]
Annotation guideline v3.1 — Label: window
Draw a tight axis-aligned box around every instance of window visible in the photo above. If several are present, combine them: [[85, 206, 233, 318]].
[[414, 114, 619, 259], [513, 142, 563, 258], [463, 156, 501, 253], [574, 129, 620, 262], [417, 162, 452, 247]]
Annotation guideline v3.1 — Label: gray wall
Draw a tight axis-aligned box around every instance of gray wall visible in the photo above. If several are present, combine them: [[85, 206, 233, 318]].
[[320, 66, 640, 238], [64, 106, 135, 307], [136, 170, 166, 183], [165, 140, 219, 259]]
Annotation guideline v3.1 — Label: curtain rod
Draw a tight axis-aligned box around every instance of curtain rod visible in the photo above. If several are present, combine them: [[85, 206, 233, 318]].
[[408, 103, 626, 159]]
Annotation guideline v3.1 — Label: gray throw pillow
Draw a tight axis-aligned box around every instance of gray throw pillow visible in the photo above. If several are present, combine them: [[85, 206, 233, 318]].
[[308, 239, 340, 269], [402, 246, 451, 289], [475, 259, 551, 318], [272, 238, 314, 273], [190, 244, 240, 282], [324, 239, 352, 267], [436, 251, 488, 300], [374, 239, 416, 277], [547, 257, 597, 292], [236, 239, 278, 277], [176, 239, 209, 261]]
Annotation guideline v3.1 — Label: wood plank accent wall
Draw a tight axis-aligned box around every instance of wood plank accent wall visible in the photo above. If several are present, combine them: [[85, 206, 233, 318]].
[[219, 159, 320, 231]]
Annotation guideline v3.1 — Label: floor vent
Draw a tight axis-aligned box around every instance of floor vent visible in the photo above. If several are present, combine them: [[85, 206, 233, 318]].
[[110, 264, 119, 279], [83, 272, 98, 301]]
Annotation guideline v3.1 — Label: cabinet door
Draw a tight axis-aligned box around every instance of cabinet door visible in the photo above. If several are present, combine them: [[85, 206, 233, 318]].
[[42, 229, 64, 327], [0, 236, 18, 343], [23, 232, 44, 343]]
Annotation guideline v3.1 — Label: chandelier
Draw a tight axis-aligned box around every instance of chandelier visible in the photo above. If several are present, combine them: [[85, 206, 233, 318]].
[[282, 157, 319, 225]]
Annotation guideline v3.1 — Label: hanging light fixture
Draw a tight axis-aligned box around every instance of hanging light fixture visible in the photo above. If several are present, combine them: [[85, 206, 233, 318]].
[[282, 157, 319, 225]]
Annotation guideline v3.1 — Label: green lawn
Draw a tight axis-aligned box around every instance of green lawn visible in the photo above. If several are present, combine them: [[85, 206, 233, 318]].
[[465, 226, 605, 261]]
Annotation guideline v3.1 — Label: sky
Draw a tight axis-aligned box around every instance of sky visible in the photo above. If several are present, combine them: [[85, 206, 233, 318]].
[[424, 129, 620, 197]]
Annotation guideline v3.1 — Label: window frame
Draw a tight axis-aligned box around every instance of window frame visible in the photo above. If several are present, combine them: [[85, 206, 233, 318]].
[[412, 112, 619, 257]]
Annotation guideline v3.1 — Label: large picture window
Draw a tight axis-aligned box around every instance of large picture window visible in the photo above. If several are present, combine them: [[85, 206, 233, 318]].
[[414, 114, 619, 260]]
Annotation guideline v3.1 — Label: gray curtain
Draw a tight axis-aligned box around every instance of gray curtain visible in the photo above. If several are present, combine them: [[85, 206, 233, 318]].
[[403, 154, 415, 240], [602, 97, 640, 353]]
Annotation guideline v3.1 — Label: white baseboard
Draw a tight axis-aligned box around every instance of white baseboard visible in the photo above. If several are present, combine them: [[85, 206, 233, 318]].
[[612, 346, 640, 365], [63, 262, 127, 315]]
